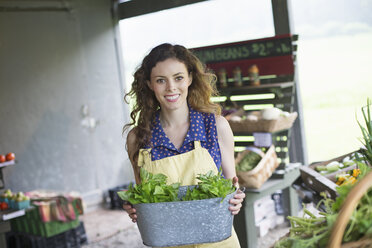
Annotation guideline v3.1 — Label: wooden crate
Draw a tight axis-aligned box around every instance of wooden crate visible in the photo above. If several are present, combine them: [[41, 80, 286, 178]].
[[300, 151, 358, 199]]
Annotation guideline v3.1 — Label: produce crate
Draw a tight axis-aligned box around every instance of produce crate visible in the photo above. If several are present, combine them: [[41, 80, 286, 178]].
[[300, 151, 358, 200], [14, 199, 30, 210], [73, 221, 88, 245], [108, 183, 130, 209], [228, 112, 297, 133], [235, 145, 279, 189], [6, 222, 85, 248], [134, 186, 236, 247], [10, 199, 80, 238]]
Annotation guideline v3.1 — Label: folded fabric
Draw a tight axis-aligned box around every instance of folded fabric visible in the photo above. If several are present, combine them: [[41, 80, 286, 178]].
[[33, 201, 51, 222], [31, 195, 83, 223], [57, 196, 76, 221]]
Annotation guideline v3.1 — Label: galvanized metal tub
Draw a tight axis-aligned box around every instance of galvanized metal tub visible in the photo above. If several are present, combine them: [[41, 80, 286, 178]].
[[134, 186, 236, 247]]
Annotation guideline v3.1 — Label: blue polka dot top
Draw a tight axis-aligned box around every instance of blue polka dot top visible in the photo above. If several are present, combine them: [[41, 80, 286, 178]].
[[145, 107, 222, 170]]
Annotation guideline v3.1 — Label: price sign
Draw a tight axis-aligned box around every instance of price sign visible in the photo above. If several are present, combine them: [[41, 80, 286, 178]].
[[192, 36, 292, 65]]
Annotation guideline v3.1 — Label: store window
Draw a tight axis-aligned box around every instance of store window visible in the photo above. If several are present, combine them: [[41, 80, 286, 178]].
[[118, 0, 274, 91]]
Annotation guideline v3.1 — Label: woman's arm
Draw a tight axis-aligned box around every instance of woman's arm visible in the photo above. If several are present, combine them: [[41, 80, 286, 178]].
[[124, 129, 140, 222], [215, 115, 245, 215], [215, 115, 236, 179], [127, 129, 141, 184]]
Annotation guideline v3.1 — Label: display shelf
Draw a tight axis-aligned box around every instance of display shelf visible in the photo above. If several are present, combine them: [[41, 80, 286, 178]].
[[193, 34, 301, 248], [1, 208, 25, 221], [218, 81, 294, 94], [0, 208, 25, 248], [234, 165, 300, 248], [0, 160, 15, 169]]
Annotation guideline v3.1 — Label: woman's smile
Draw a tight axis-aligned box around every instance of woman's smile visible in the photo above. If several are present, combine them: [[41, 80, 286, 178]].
[[165, 94, 180, 102], [148, 58, 192, 111]]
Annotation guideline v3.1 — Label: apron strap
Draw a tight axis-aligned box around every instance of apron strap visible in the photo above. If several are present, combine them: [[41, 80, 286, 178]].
[[138, 142, 201, 168], [137, 148, 152, 168], [194, 140, 201, 149]]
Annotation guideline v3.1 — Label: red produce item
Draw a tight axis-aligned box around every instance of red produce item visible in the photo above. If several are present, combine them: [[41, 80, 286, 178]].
[[0, 155, 5, 163], [5, 152, 15, 161], [0, 202, 8, 210]]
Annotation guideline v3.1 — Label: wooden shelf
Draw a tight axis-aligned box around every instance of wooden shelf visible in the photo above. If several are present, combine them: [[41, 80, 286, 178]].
[[219, 81, 294, 94]]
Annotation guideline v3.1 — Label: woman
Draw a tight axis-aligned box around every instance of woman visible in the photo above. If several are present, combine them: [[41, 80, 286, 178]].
[[123, 43, 245, 247]]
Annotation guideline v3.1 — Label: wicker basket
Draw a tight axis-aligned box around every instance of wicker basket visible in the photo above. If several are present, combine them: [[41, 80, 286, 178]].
[[235, 145, 279, 189], [328, 170, 372, 248], [228, 112, 297, 133]]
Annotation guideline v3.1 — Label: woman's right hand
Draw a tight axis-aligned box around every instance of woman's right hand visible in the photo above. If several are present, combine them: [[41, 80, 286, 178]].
[[123, 202, 137, 223]]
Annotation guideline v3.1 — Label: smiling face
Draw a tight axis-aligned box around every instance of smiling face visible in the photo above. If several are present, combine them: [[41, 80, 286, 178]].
[[147, 58, 192, 112]]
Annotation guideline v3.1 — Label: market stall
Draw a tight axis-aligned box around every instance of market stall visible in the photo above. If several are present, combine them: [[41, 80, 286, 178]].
[[274, 100, 372, 247], [0, 155, 88, 247], [191, 34, 302, 248]]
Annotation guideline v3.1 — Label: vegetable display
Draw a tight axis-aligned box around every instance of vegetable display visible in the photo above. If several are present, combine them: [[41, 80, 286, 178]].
[[275, 162, 372, 248], [117, 168, 235, 204], [275, 99, 372, 247], [236, 150, 262, 171], [0, 152, 15, 163], [335, 168, 360, 186], [315, 152, 363, 175]]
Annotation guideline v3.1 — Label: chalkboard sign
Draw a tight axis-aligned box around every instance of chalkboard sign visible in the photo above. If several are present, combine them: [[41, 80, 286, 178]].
[[192, 36, 292, 65]]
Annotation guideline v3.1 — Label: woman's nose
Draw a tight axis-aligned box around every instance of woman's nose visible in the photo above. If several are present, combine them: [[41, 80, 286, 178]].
[[166, 80, 176, 91]]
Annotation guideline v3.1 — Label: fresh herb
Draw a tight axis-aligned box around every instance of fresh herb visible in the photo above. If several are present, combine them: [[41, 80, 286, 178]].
[[117, 168, 180, 204], [183, 170, 235, 202], [117, 169, 235, 204], [275, 209, 332, 248], [275, 163, 372, 248], [357, 98, 372, 165]]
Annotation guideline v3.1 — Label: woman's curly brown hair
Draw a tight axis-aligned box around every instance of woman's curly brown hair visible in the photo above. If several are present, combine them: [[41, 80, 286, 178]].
[[123, 43, 221, 163]]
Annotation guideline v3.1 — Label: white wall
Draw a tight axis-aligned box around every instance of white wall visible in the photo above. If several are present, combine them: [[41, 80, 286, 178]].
[[0, 0, 133, 205]]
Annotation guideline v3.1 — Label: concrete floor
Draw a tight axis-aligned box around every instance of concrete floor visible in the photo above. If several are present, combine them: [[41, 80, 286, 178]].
[[80, 207, 289, 248]]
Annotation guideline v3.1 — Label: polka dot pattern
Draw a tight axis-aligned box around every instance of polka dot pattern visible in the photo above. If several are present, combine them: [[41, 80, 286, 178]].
[[145, 107, 222, 169]]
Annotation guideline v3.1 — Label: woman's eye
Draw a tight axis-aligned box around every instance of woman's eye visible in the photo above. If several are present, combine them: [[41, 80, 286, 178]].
[[156, 79, 165, 83], [175, 76, 184, 81]]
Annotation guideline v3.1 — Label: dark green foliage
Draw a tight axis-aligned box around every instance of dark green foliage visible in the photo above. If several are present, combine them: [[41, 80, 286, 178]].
[[236, 151, 262, 171], [117, 169, 235, 204], [275, 99, 372, 248], [117, 168, 180, 204], [182, 170, 235, 201]]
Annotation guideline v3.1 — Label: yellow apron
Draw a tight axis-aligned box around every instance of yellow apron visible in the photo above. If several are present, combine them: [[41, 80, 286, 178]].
[[138, 141, 241, 248]]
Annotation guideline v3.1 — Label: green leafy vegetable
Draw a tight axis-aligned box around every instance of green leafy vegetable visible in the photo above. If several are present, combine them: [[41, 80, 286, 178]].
[[275, 99, 372, 248], [117, 169, 236, 204], [275, 165, 372, 247], [357, 98, 372, 165], [236, 151, 262, 171], [117, 168, 180, 204], [183, 170, 235, 202]]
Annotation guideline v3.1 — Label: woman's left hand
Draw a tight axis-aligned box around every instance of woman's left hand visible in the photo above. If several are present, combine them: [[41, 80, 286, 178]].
[[229, 176, 246, 215]]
